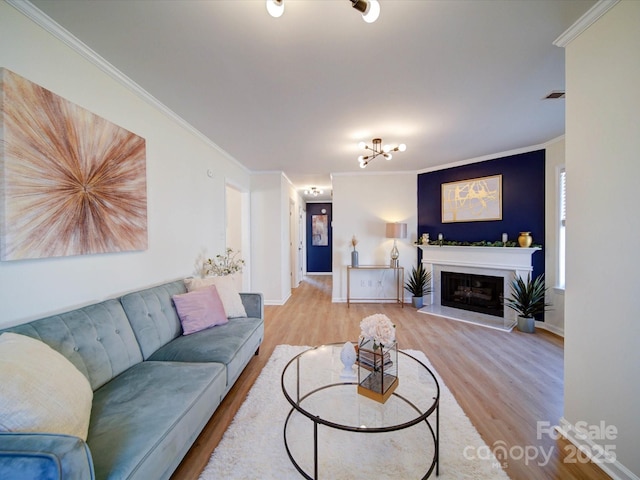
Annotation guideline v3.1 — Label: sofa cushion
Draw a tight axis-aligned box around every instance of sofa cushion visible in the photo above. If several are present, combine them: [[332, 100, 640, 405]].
[[172, 285, 228, 335], [1, 299, 142, 391], [0, 333, 93, 441], [148, 317, 264, 387], [87, 361, 226, 480], [184, 276, 247, 318], [120, 280, 186, 360]]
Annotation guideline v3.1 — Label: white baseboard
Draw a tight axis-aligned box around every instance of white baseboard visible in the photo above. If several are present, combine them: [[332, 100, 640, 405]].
[[264, 300, 286, 306], [556, 417, 639, 480], [264, 291, 291, 306], [536, 321, 564, 337]]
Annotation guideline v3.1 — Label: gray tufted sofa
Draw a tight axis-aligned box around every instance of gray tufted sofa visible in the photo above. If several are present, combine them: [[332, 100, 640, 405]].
[[0, 279, 264, 480]]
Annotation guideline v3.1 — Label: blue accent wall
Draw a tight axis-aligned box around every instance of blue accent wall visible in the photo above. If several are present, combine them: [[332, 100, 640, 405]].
[[417, 149, 545, 280], [306, 203, 332, 273]]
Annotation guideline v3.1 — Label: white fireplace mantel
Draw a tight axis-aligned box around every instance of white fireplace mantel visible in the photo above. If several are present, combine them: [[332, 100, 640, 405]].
[[418, 245, 540, 273], [417, 245, 541, 331]]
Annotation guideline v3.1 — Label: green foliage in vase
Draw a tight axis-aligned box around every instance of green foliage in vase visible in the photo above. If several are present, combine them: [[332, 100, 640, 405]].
[[404, 263, 432, 297], [422, 239, 543, 248]]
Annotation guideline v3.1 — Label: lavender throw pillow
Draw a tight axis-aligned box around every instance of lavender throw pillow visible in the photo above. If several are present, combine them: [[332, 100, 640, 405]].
[[183, 275, 247, 318], [172, 285, 228, 335]]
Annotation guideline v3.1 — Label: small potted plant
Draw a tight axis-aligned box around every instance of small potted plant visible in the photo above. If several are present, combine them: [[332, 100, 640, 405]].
[[504, 273, 550, 333], [404, 263, 432, 308]]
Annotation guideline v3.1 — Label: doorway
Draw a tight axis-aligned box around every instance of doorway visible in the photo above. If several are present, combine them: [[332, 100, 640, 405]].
[[306, 203, 332, 273]]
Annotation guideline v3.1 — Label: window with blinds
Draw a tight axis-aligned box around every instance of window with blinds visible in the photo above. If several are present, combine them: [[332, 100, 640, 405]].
[[558, 167, 566, 288], [560, 168, 566, 227]]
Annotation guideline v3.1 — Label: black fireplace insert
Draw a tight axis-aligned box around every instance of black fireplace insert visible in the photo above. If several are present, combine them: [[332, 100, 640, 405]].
[[441, 271, 504, 317]]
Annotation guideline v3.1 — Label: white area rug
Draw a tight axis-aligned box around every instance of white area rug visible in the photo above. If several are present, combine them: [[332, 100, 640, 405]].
[[199, 345, 509, 479]]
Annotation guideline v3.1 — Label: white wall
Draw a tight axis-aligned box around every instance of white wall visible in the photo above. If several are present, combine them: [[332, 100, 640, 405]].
[[280, 175, 294, 300], [331, 172, 417, 303], [543, 137, 565, 335], [563, 1, 640, 477], [250, 172, 294, 305], [0, 3, 250, 326], [225, 184, 249, 291], [225, 186, 243, 255], [288, 184, 304, 289]]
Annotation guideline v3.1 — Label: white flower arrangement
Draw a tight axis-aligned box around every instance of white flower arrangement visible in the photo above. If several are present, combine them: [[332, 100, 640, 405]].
[[359, 313, 396, 349], [204, 248, 245, 276]]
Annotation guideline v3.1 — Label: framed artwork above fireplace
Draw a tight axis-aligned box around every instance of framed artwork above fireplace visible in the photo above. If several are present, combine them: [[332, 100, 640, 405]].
[[441, 174, 502, 223]]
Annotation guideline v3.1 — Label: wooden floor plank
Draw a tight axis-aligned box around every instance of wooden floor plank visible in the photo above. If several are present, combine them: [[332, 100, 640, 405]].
[[171, 275, 610, 480]]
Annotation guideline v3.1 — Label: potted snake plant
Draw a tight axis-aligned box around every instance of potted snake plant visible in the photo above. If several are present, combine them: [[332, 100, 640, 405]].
[[404, 263, 432, 308], [504, 273, 550, 333]]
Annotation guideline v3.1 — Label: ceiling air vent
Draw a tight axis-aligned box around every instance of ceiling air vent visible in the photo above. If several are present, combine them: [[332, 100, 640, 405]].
[[544, 90, 565, 99]]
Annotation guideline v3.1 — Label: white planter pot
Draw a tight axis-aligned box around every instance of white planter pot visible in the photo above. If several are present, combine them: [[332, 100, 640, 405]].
[[517, 316, 536, 333]]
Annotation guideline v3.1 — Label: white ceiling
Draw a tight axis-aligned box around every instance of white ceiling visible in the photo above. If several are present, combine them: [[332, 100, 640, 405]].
[[29, 0, 595, 202]]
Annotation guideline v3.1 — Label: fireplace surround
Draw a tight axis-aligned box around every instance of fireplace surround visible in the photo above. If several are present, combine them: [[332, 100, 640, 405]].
[[418, 245, 540, 331]]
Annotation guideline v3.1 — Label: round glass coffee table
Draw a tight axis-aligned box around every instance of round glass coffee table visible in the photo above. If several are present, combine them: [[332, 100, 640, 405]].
[[281, 343, 439, 479]]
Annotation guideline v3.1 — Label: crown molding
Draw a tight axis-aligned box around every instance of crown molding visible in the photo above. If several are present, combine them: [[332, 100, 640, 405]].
[[543, 134, 565, 146], [416, 142, 549, 175], [553, 0, 620, 48], [6, 0, 248, 173]]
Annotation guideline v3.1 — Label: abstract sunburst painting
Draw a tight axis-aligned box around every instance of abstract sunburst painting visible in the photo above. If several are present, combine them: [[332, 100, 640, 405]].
[[0, 69, 147, 261]]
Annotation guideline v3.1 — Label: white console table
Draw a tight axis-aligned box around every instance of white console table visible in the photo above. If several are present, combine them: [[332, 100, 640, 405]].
[[346, 265, 404, 308]]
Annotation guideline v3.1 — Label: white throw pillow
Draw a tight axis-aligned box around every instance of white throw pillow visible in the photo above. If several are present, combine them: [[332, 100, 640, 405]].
[[184, 275, 247, 318], [0, 332, 93, 441]]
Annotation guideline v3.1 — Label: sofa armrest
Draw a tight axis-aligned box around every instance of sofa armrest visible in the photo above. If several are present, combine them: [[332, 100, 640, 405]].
[[240, 292, 264, 319], [0, 433, 94, 480]]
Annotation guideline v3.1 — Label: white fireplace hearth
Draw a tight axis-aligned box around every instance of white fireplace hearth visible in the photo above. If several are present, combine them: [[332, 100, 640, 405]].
[[418, 245, 540, 331]]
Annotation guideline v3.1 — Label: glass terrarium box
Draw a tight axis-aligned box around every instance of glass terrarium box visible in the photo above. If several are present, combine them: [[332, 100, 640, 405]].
[[357, 339, 398, 403]]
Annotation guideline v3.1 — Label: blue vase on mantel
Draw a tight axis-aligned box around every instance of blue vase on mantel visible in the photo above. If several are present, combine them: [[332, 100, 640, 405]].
[[351, 250, 359, 267]]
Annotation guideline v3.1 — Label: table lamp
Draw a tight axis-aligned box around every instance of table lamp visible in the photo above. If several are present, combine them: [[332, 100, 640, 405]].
[[385, 222, 407, 268]]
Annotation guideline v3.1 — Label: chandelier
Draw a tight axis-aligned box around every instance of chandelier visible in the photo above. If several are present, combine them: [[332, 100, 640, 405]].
[[357, 138, 407, 168], [349, 0, 381, 23], [304, 187, 323, 197], [266, 0, 381, 23]]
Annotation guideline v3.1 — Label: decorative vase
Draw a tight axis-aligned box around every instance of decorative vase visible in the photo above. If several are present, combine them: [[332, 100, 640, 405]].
[[351, 250, 359, 267], [518, 232, 533, 248], [339, 341, 357, 380]]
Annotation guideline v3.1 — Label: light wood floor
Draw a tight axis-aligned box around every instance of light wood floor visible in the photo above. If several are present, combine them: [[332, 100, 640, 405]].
[[171, 275, 610, 480]]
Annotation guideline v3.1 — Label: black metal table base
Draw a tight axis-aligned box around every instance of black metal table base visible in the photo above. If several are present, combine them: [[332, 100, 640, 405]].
[[282, 385, 439, 479]]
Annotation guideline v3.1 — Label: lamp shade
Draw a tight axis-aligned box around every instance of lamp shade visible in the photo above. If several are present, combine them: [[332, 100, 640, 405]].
[[385, 223, 407, 239]]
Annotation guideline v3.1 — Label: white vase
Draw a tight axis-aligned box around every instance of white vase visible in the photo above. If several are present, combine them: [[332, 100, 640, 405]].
[[339, 341, 357, 380]]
